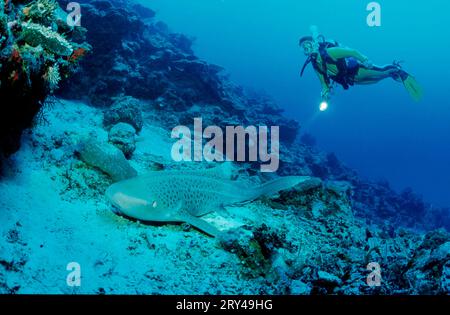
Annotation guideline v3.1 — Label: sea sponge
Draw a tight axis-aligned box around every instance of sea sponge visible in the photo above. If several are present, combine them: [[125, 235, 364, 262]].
[[78, 138, 137, 182], [20, 22, 73, 56]]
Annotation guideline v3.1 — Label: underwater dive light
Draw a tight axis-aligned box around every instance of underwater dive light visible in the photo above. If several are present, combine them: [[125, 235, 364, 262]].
[[319, 101, 328, 112]]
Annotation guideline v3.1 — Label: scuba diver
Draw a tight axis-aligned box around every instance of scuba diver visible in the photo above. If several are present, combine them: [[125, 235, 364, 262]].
[[299, 27, 423, 104]]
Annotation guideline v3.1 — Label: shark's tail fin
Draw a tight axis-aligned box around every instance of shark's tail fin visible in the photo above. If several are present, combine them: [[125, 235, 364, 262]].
[[251, 176, 312, 199]]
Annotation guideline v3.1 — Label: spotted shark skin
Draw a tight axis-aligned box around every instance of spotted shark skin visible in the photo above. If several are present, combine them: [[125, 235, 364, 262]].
[[106, 164, 311, 236]]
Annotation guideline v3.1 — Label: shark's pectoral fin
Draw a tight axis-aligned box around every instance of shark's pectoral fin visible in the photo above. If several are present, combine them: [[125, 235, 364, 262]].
[[179, 213, 221, 237], [215, 204, 230, 217], [173, 201, 220, 237]]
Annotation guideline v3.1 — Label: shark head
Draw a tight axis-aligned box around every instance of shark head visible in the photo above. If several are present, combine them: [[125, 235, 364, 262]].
[[105, 180, 175, 222]]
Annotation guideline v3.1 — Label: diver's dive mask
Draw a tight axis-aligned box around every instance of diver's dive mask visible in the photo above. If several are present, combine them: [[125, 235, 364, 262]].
[[301, 40, 319, 56], [299, 37, 319, 77], [301, 41, 313, 56]]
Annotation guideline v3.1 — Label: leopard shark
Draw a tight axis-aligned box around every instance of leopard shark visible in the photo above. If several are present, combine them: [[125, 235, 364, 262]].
[[105, 164, 311, 237]]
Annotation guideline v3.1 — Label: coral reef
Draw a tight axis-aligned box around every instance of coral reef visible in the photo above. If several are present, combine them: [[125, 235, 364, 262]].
[[0, 0, 448, 295], [0, 93, 448, 295], [55, 0, 449, 232], [20, 22, 73, 56], [57, 0, 299, 146], [43, 63, 60, 91], [22, 0, 59, 26], [0, 0, 89, 166]]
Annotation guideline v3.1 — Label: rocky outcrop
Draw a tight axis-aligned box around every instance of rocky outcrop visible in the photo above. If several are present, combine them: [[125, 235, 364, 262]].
[[103, 96, 143, 132], [108, 122, 136, 158], [77, 137, 137, 181], [57, 0, 300, 147], [219, 184, 450, 294]]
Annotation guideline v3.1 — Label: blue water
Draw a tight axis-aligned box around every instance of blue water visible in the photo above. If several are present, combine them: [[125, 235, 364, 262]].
[[142, 0, 450, 207]]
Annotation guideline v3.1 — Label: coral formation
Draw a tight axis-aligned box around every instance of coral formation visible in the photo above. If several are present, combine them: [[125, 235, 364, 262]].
[[77, 137, 137, 181], [0, 0, 89, 166], [108, 122, 136, 158], [0, 0, 448, 296], [22, 0, 58, 26], [219, 224, 293, 285], [103, 96, 144, 132], [43, 63, 60, 91], [20, 22, 73, 56]]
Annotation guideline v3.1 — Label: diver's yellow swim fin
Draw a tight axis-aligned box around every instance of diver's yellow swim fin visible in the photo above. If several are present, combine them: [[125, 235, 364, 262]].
[[402, 75, 423, 102]]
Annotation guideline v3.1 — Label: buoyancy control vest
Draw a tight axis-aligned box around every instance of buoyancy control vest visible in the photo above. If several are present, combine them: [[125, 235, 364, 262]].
[[301, 39, 360, 90]]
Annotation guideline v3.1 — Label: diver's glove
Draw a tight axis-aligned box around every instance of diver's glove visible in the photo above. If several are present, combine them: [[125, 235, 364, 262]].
[[321, 87, 330, 100]]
